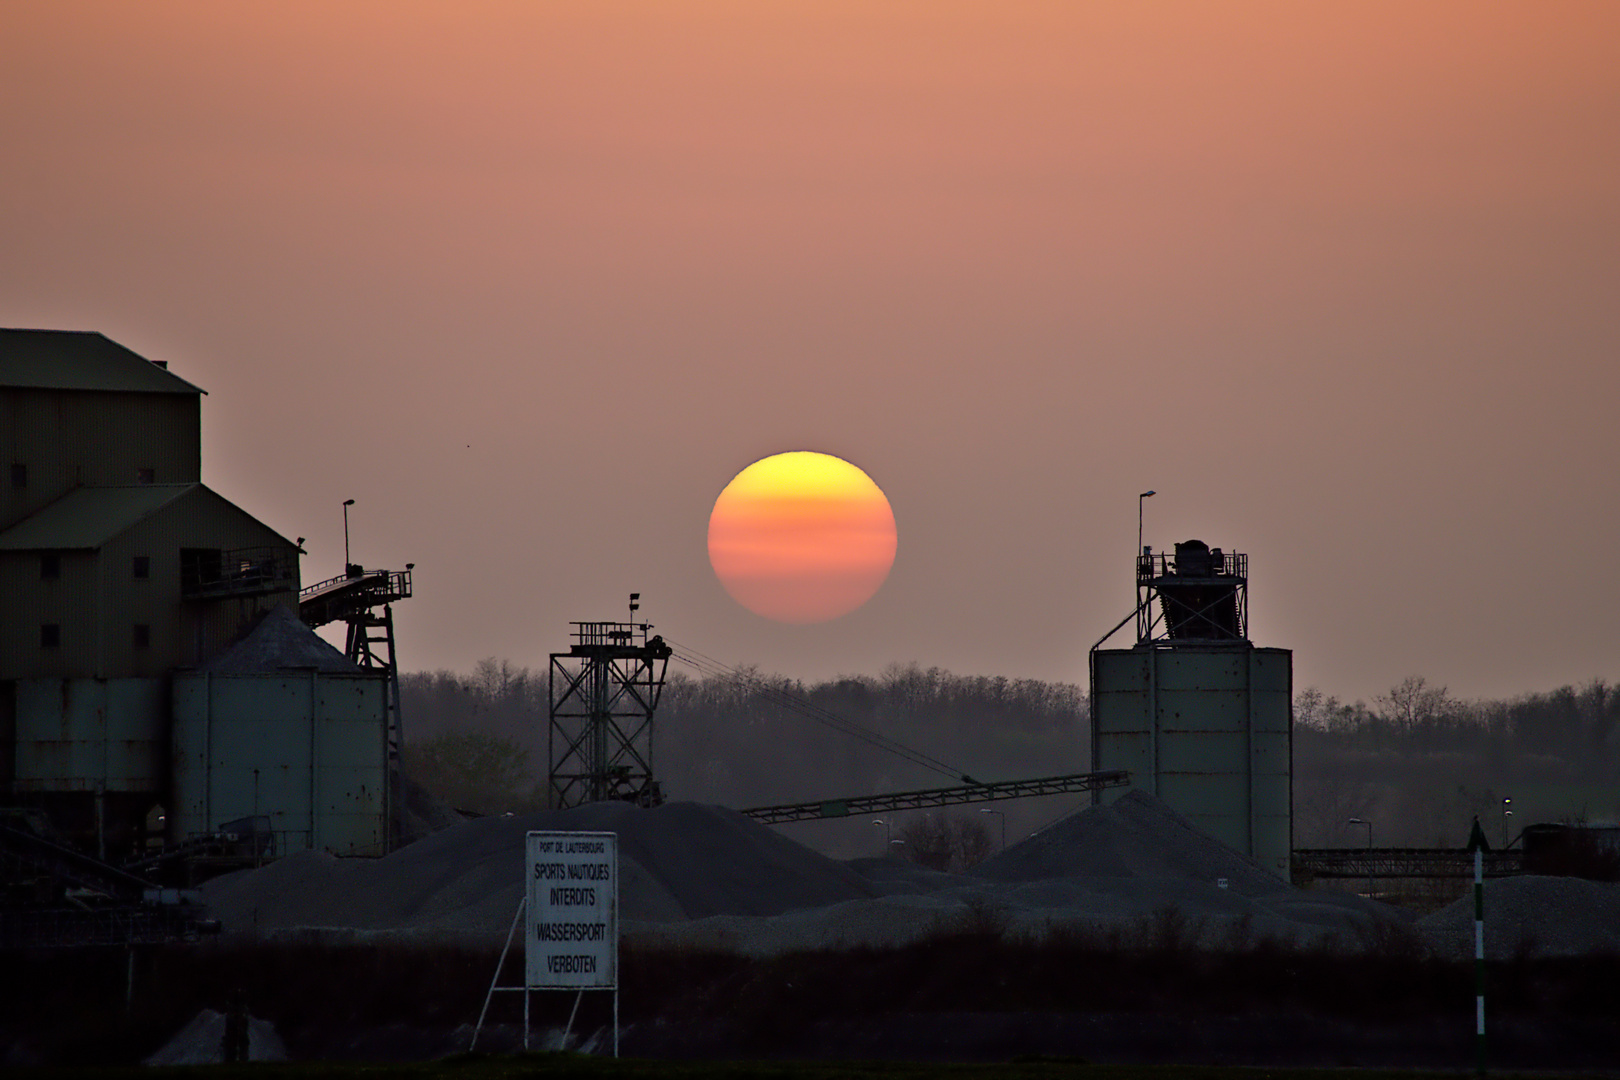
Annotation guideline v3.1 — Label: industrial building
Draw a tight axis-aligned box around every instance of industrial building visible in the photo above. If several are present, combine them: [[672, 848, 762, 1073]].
[[1091, 539, 1293, 877], [0, 329, 397, 877]]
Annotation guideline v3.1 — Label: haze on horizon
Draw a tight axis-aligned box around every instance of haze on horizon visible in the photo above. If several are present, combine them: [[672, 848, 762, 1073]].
[[3, 2, 1616, 706]]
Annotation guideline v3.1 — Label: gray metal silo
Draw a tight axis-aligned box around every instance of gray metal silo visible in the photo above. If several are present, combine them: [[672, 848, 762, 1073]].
[[1091, 540, 1292, 877], [170, 607, 390, 856]]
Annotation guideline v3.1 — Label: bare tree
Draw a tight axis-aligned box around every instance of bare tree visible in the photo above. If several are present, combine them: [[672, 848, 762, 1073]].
[[896, 812, 995, 872], [1295, 687, 1327, 730], [1376, 675, 1455, 731]]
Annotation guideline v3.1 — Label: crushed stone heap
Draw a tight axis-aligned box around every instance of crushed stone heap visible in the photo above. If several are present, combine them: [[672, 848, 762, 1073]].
[[200, 800, 875, 938], [969, 788, 1287, 894], [200, 605, 360, 673], [203, 789, 1433, 956], [1418, 875, 1620, 959]]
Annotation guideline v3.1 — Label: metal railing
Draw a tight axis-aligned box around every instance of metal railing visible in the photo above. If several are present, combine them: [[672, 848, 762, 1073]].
[[1292, 847, 1523, 880], [569, 621, 655, 648], [299, 567, 411, 601], [298, 567, 411, 627], [1136, 549, 1247, 584]]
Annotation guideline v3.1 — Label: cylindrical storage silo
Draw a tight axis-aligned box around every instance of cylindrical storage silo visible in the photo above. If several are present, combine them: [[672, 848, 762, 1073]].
[[1091, 644, 1292, 877], [170, 668, 388, 855]]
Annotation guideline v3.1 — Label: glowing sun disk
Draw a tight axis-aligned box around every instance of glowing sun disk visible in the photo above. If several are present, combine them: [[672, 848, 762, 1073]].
[[707, 451, 897, 624]]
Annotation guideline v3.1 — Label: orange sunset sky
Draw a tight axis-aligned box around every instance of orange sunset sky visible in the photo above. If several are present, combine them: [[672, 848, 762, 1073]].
[[3, 2, 1617, 703]]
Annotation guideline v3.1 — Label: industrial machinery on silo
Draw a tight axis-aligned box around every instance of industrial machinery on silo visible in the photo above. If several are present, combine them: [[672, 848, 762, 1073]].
[[1091, 539, 1293, 877]]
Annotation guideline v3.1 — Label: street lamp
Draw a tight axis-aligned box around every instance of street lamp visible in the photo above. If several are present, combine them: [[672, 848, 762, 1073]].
[[1348, 817, 1373, 899], [872, 818, 890, 855], [342, 499, 356, 572], [1502, 798, 1513, 848], [1138, 491, 1156, 567], [980, 808, 1006, 851]]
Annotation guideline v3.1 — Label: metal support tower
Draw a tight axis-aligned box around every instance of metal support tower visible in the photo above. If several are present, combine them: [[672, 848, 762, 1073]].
[[548, 621, 672, 809], [298, 566, 412, 849], [346, 603, 404, 766]]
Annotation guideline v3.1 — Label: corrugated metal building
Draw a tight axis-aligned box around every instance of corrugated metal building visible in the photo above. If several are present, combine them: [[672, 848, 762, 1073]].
[[0, 330, 203, 530], [0, 329, 330, 859], [0, 483, 296, 677]]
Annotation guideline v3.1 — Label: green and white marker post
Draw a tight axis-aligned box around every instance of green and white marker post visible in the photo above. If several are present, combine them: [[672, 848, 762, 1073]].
[[1467, 815, 1489, 1076]]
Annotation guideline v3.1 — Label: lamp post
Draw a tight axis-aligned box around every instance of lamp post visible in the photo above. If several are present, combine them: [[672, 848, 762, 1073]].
[[980, 808, 1006, 851], [1138, 490, 1156, 566], [1502, 797, 1512, 848], [342, 499, 356, 571], [1348, 817, 1373, 899], [872, 818, 890, 855]]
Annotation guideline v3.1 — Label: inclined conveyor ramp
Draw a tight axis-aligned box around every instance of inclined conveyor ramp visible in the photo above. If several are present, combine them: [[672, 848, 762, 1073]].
[[298, 566, 412, 628]]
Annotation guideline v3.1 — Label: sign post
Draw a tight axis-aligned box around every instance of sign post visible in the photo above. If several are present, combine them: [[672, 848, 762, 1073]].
[[1467, 815, 1488, 1077], [471, 830, 619, 1055]]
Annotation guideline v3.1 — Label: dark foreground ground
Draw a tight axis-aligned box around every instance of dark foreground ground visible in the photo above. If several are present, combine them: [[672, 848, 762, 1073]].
[[3, 920, 1618, 1072], [0, 1057, 1608, 1080]]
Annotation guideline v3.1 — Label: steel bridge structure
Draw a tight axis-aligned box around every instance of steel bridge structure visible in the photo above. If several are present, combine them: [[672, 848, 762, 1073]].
[[1292, 847, 1523, 881], [741, 770, 1131, 825]]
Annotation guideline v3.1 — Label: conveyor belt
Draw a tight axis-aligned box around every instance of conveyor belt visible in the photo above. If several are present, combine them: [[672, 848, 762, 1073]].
[[741, 770, 1130, 825], [299, 567, 411, 628]]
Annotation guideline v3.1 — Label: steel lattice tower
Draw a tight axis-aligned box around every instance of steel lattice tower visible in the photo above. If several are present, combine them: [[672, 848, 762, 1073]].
[[548, 620, 672, 809]]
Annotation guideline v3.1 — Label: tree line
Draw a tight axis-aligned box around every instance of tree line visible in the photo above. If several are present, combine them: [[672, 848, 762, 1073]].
[[1293, 675, 1620, 848], [398, 659, 1087, 859], [399, 658, 1619, 858]]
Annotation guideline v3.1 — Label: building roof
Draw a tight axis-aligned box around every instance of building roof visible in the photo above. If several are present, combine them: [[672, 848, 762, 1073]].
[[0, 484, 197, 550], [0, 329, 206, 395]]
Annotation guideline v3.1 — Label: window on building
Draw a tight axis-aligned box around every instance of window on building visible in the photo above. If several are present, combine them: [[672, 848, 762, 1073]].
[[133, 624, 151, 649], [136, 467, 156, 484], [41, 624, 60, 649], [40, 553, 60, 580], [9, 463, 24, 488], [133, 555, 151, 580]]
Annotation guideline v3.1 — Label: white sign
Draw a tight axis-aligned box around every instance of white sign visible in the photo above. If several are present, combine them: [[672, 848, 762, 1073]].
[[525, 831, 617, 989]]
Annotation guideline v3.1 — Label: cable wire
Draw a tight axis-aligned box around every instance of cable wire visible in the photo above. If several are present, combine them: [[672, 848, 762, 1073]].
[[664, 638, 973, 784]]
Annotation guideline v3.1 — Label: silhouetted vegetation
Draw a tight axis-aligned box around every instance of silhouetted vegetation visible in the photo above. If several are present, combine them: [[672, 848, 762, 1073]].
[[402, 730, 538, 816], [1294, 676, 1620, 848], [399, 660, 1620, 856], [399, 661, 1087, 848], [894, 812, 996, 872]]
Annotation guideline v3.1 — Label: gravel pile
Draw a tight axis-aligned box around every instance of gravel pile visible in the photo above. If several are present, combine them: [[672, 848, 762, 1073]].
[[201, 606, 360, 673], [629, 791, 1398, 956], [201, 800, 873, 938], [205, 789, 1530, 957], [1417, 875, 1620, 959], [970, 789, 1287, 894]]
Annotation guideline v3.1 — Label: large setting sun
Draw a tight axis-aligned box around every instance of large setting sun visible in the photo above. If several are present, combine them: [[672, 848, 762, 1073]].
[[707, 451, 898, 624]]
